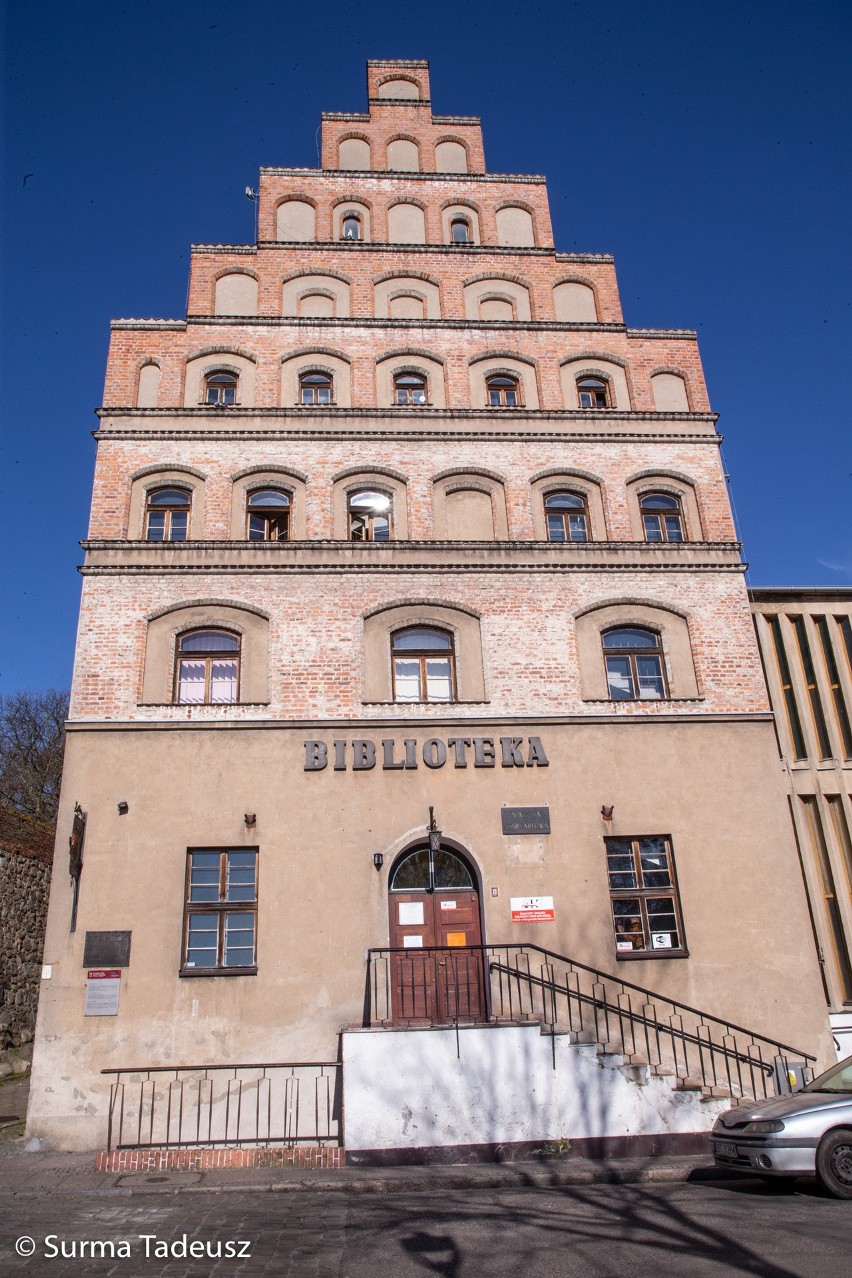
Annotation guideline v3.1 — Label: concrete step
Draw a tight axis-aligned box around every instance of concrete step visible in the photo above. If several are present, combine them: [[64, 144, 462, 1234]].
[[674, 1077, 704, 1092], [700, 1085, 734, 1101]]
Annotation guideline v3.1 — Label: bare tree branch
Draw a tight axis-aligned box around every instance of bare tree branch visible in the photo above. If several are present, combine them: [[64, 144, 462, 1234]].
[[0, 689, 69, 823]]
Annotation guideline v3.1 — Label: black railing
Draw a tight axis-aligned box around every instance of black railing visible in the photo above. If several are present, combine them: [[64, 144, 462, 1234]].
[[102, 1061, 342, 1152], [365, 944, 816, 1101]]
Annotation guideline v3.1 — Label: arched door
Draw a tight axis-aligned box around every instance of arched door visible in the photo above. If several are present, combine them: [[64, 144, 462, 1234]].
[[388, 845, 485, 1024]]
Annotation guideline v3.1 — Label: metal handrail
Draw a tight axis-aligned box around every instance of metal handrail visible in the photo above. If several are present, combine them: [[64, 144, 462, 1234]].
[[101, 1060, 342, 1152], [367, 944, 814, 1061], [365, 943, 815, 1099]]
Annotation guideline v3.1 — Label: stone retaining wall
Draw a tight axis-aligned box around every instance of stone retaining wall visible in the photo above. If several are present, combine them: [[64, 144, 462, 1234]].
[[0, 810, 54, 1048]]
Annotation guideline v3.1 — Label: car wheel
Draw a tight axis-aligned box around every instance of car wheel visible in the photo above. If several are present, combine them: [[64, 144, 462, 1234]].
[[815, 1129, 852, 1199]]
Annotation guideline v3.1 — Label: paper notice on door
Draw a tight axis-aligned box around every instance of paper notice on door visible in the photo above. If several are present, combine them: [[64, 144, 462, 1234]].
[[399, 901, 424, 925], [403, 934, 423, 948], [446, 933, 467, 947], [440, 900, 457, 910]]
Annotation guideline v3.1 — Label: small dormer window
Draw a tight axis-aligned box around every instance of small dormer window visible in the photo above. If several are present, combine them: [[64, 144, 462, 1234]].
[[451, 218, 471, 244], [394, 372, 428, 406], [486, 375, 519, 407], [640, 493, 685, 543], [342, 214, 362, 241], [299, 372, 333, 405], [577, 376, 609, 409], [204, 371, 238, 406]]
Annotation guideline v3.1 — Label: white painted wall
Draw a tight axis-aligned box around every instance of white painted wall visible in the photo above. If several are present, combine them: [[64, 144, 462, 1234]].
[[343, 1024, 727, 1152]]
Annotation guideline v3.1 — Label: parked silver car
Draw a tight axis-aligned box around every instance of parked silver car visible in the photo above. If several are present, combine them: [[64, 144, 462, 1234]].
[[712, 1054, 852, 1197]]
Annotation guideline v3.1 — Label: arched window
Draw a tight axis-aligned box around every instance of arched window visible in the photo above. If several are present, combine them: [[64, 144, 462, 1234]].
[[450, 217, 471, 244], [204, 371, 238, 405], [602, 628, 667, 701], [342, 213, 362, 241], [246, 489, 290, 542], [175, 630, 240, 704], [486, 375, 519, 407], [577, 376, 609, 409], [640, 492, 685, 543], [394, 372, 428, 406], [390, 846, 474, 891], [544, 491, 589, 543], [145, 487, 191, 542], [348, 489, 392, 541], [299, 371, 333, 405], [392, 627, 455, 703]]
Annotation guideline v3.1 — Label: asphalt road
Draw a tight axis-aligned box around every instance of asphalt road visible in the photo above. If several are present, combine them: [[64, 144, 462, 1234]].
[[1, 1177, 850, 1278]]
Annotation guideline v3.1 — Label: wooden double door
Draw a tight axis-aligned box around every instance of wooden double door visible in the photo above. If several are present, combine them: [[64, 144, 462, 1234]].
[[389, 884, 486, 1024]]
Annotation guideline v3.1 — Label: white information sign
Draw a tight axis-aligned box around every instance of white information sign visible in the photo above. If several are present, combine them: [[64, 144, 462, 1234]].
[[440, 900, 457, 910], [651, 933, 673, 950], [403, 935, 423, 948], [84, 969, 121, 1016], [398, 902, 424, 925], [511, 896, 555, 923]]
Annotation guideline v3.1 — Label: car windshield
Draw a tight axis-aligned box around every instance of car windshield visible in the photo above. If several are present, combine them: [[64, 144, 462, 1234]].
[[802, 1055, 852, 1093]]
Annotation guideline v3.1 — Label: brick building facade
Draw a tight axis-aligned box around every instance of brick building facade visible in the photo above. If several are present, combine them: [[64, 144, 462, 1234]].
[[28, 61, 832, 1157]]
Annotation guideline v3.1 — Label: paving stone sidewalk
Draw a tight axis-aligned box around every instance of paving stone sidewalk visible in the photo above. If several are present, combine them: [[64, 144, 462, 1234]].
[[0, 1137, 725, 1198]]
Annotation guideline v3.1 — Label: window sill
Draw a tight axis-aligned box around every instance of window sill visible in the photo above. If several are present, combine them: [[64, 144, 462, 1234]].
[[361, 699, 491, 706], [615, 950, 689, 962], [137, 701, 271, 708], [179, 966, 257, 978], [582, 697, 705, 705]]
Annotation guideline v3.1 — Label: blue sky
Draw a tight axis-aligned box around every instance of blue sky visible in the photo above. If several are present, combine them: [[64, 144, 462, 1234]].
[[2, 0, 850, 693]]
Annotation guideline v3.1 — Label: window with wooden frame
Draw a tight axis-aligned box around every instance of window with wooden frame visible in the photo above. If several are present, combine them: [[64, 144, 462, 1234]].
[[174, 629, 240, 704], [486, 374, 519, 407], [544, 491, 589, 543], [145, 487, 191, 542], [299, 371, 333, 405], [450, 217, 471, 243], [392, 626, 456, 703], [182, 848, 258, 975], [348, 489, 392, 541], [246, 489, 290, 542], [640, 492, 685, 543], [606, 835, 686, 957], [576, 376, 609, 409], [204, 370, 238, 405], [602, 627, 667, 700], [394, 371, 428, 406], [341, 213, 362, 240]]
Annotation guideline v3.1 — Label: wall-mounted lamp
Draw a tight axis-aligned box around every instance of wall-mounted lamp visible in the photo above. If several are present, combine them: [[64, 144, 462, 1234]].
[[373, 852, 384, 872], [117, 801, 129, 816], [601, 805, 614, 822], [244, 813, 256, 828]]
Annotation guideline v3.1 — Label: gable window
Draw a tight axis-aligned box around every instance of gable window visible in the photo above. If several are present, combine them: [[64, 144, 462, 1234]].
[[182, 848, 258, 975], [577, 376, 609, 409], [545, 491, 589, 543], [247, 489, 290, 542], [392, 627, 455, 703], [145, 487, 190, 542], [451, 217, 471, 243], [204, 371, 238, 405], [175, 629, 240, 704], [486, 375, 519, 407], [342, 213, 362, 241], [394, 372, 427, 406], [348, 489, 392, 541], [603, 627, 667, 700], [606, 836, 686, 957], [641, 492, 685, 543], [299, 371, 333, 405]]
